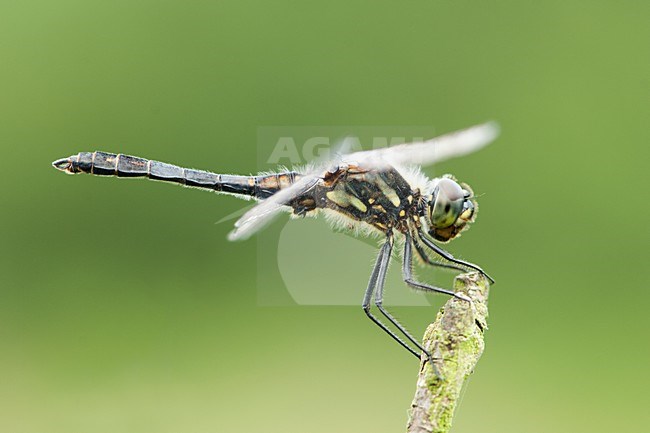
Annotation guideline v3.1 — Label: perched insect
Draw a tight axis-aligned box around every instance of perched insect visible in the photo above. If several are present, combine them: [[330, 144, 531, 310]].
[[52, 122, 498, 364]]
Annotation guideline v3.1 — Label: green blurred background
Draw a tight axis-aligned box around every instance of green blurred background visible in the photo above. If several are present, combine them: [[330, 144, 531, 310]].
[[1, 1, 649, 432]]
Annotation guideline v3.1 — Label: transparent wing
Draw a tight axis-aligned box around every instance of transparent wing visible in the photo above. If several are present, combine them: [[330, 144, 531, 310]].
[[228, 123, 498, 241], [228, 173, 320, 241], [348, 122, 499, 168], [228, 137, 356, 241]]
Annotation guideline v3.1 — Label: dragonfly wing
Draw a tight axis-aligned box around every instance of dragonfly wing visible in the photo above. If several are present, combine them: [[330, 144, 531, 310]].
[[228, 174, 320, 241], [349, 122, 499, 168], [227, 137, 353, 241], [228, 122, 497, 240]]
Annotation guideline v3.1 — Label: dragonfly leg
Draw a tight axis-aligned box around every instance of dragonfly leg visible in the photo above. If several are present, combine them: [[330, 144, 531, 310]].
[[373, 238, 440, 373], [410, 230, 466, 273], [363, 235, 440, 376], [362, 235, 423, 362], [417, 229, 495, 284], [404, 232, 472, 302]]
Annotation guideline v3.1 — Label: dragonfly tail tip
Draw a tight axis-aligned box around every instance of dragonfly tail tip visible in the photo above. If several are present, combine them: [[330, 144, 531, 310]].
[[52, 157, 72, 172]]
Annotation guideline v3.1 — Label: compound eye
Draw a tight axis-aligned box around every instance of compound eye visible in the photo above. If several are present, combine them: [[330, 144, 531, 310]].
[[459, 200, 475, 221], [429, 178, 465, 228]]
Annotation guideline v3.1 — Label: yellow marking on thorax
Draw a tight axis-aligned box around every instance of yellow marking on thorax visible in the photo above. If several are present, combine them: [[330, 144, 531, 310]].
[[375, 177, 401, 207], [326, 190, 368, 213], [348, 196, 368, 213]]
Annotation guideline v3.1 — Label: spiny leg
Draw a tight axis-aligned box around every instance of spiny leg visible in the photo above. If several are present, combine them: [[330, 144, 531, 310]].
[[410, 229, 466, 273], [362, 236, 421, 361], [417, 229, 495, 284], [404, 232, 471, 302], [372, 236, 434, 364]]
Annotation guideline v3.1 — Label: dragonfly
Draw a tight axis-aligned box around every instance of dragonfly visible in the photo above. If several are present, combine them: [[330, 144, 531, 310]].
[[52, 122, 498, 365]]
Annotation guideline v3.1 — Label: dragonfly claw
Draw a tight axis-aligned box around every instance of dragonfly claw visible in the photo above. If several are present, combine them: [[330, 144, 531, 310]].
[[481, 270, 495, 285]]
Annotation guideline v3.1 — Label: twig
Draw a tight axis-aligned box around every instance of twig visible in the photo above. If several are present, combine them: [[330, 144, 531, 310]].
[[406, 272, 490, 433]]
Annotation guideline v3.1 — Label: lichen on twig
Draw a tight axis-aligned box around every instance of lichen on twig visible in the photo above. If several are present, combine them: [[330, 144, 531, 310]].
[[406, 272, 489, 433]]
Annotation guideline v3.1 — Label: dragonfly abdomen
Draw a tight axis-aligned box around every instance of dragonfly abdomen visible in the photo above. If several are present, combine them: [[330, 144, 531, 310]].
[[52, 151, 300, 200], [253, 172, 302, 199]]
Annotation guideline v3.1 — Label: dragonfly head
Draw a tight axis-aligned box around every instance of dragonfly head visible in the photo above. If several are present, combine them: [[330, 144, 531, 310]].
[[425, 176, 477, 242]]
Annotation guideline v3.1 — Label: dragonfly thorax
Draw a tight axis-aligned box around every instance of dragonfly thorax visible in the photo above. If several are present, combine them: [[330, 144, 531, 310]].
[[424, 176, 477, 243]]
